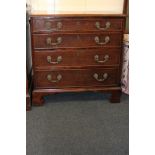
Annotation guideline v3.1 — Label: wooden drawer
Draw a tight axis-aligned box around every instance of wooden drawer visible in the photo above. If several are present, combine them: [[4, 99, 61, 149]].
[[34, 68, 119, 88], [32, 32, 122, 49], [31, 17, 123, 33], [34, 48, 121, 68]]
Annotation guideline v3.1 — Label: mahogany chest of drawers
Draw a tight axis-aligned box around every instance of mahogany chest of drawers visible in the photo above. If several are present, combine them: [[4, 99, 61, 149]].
[[30, 14, 126, 105]]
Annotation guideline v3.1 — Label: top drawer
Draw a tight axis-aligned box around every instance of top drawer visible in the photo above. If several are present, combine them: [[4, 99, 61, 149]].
[[31, 17, 124, 33]]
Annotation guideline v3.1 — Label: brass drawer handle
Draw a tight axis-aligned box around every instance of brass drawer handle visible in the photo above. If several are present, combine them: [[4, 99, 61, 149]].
[[95, 21, 111, 30], [47, 74, 62, 83], [94, 54, 109, 63], [94, 36, 110, 45], [46, 37, 62, 46], [47, 56, 62, 64], [45, 21, 62, 30], [93, 73, 108, 82]]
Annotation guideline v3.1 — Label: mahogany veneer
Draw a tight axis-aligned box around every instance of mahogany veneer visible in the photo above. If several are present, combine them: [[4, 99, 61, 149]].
[[30, 14, 126, 106], [32, 17, 123, 33], [34, 48, 121, 68]]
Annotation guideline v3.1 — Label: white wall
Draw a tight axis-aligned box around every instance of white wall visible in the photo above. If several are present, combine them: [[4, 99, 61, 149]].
[[29, 0, 124, 14]]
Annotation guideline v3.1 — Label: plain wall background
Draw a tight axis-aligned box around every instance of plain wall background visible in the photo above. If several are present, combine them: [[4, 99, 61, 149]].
[[28, 0, 124, 13]]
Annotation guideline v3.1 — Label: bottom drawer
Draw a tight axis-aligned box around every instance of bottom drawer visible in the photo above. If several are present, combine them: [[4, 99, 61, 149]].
[[34, 68, 119, 88]]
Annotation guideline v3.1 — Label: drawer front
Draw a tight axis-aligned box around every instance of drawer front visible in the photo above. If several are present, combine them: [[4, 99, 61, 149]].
[[34, 68, 119, 88], [31, 18, 123, 32], [32, 33, 122, 49], [34, 48, 121, 68]]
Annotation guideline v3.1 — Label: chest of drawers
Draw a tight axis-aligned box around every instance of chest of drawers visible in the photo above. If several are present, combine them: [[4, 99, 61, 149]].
[[30, 14, 126, 105]]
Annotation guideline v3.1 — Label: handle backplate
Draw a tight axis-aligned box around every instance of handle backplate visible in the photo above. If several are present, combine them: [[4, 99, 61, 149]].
[[94, 36, 110, 45], [93, 73, 108, 82], [46, 37, 62, 46], [45, 21, 62, 30], [47, 56, 62, 64], [47, 74, 62, 83], [95, 21, 111, 30], [94, 54, 109, 63]]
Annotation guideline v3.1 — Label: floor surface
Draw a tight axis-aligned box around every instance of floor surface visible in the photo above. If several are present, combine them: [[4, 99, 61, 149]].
[[27, 92, 129, 155]]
